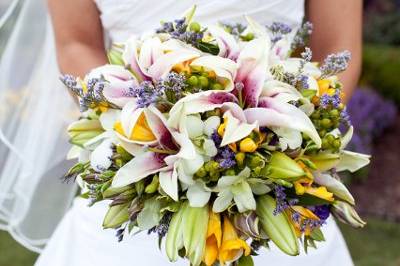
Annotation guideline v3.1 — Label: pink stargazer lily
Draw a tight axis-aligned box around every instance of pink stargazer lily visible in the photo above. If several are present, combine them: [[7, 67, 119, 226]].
[[235, 37, 271, 108], [111, 104, 202, 201], [168, 90, 321, 148], [87, 65, 139, 108]]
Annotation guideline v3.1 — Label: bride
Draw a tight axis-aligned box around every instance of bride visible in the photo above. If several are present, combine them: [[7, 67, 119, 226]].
[[0, 0, 362, 265]]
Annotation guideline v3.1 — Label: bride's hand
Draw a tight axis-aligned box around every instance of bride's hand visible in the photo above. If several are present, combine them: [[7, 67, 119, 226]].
[[48, 0, 108, 77], [307, 0, 362, 103]]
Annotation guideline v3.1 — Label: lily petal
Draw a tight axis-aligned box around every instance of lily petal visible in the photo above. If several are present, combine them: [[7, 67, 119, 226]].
[[246, 97, 321, 147], [187, 181, 211, 207], [236, 37, 271, 107], [314, 173, 355, 205], [148, 50, 200, 80], [220, 110, 257, 147], [190, 56, 238, 91], [112, 152, 167, 187], [88, 65, 139, 107], [207, 25, 240, 60], [336, 150, 370, 173], [159, 167, 179, 201], [168, 91, 237, 130], [122, 37, 148, 81]]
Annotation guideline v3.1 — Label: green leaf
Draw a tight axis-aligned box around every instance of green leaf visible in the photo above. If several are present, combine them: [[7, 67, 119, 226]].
[[137, 197, 162, 230], [238, 255, 254, 266], [196, 41, 219, 55], [301, 89, 317, 99], [310, 228, 325, 242], [256, 195, 299, 256], [103, 203, 130, 229]]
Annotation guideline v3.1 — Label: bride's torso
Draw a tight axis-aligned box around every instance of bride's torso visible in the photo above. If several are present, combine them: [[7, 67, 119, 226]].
[[94, 0, 305, 42]]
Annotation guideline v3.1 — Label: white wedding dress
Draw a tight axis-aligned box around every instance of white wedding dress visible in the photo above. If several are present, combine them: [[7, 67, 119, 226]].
[[35, 1, 353, 265]]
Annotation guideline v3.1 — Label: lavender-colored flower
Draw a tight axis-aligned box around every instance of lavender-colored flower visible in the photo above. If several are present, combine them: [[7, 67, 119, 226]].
[[309, 205, 331, 221], [268, 22, 292, 43], [221, 22, 246, 38], [320, 90, 341, 109], [297, 75, 309, 89], [157, 72, 187, 102], [273, 185, 289, 215], [218, 146, 236, 169], [320, 50, 351, 77], [291, 21, 313, 50], [129, 81, 163, 108], [211, 131, 222, 147]]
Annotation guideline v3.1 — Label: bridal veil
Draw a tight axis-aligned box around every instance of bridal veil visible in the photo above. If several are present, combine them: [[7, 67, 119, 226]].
[[0, 0, 77, 252]]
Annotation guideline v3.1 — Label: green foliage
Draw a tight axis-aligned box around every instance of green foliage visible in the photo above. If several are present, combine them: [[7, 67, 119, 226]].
[[361, 44, 400, 105]]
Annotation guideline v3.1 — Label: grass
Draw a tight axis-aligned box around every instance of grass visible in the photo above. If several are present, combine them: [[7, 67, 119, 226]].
[[0, 218, 399, 266], [0, 231, 38, 265], [339, 218, 400, 266]]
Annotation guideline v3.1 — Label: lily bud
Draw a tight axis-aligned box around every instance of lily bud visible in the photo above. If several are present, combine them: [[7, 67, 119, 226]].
[[235, 152, 246, 167], [331, 201, 366, 228], [145, 175, 159, 194], [107, 47, 124, 66], [256, 195, 299, 256], [182, 204, 209, 266], [263, 152, 306, 181], [102, 202, 130, 229], [166, 203, 187, 262]]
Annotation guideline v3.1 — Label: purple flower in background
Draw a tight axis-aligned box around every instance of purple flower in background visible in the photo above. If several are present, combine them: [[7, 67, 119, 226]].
[[345, 88, 397, 154]]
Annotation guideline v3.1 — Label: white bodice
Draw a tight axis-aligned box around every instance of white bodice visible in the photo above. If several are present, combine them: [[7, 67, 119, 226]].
[[94, 0, 305, 42]]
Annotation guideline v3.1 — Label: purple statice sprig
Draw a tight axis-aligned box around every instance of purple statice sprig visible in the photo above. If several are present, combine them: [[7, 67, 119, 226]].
[[61, 74, 109, 112], [125, 81, 164, 108], [320, 50, 351, 78], [157, 17, 204, 46], [267, 22, 292, 44], [210, 131, 236, 169], [273, 185, 298, 215], [291, 21, 313, 50], [157, 72, 187, 103], [221, 22, 246, 39], [319, 89, 341, 109]]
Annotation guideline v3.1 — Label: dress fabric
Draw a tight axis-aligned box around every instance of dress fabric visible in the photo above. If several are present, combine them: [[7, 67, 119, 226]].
[[36, 1, 354, 265]]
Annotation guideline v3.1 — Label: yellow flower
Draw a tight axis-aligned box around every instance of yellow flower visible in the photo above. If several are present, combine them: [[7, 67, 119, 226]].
[[239, 138, 257, 153], [318, 79, 335, 96], [294, 178, 334, 202], [204, 212, 222, 266], [217, 117, 227, 136], [219, 216, 251, 265], [114, 113, 156, 141]]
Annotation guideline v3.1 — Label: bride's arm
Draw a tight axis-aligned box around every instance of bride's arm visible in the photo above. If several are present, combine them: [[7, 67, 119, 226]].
[[48, 0, 107, 77], [307, 0, 362, 102]]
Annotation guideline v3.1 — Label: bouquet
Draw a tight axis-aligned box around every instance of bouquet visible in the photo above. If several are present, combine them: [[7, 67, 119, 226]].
[[62, 6, 370, 266]]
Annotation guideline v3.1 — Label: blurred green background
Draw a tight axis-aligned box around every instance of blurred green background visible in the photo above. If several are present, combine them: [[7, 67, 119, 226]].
[[1, 0, 400, 265]]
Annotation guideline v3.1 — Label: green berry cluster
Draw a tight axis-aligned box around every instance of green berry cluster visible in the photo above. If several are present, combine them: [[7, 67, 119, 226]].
[[185, 68, 224, 91]]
